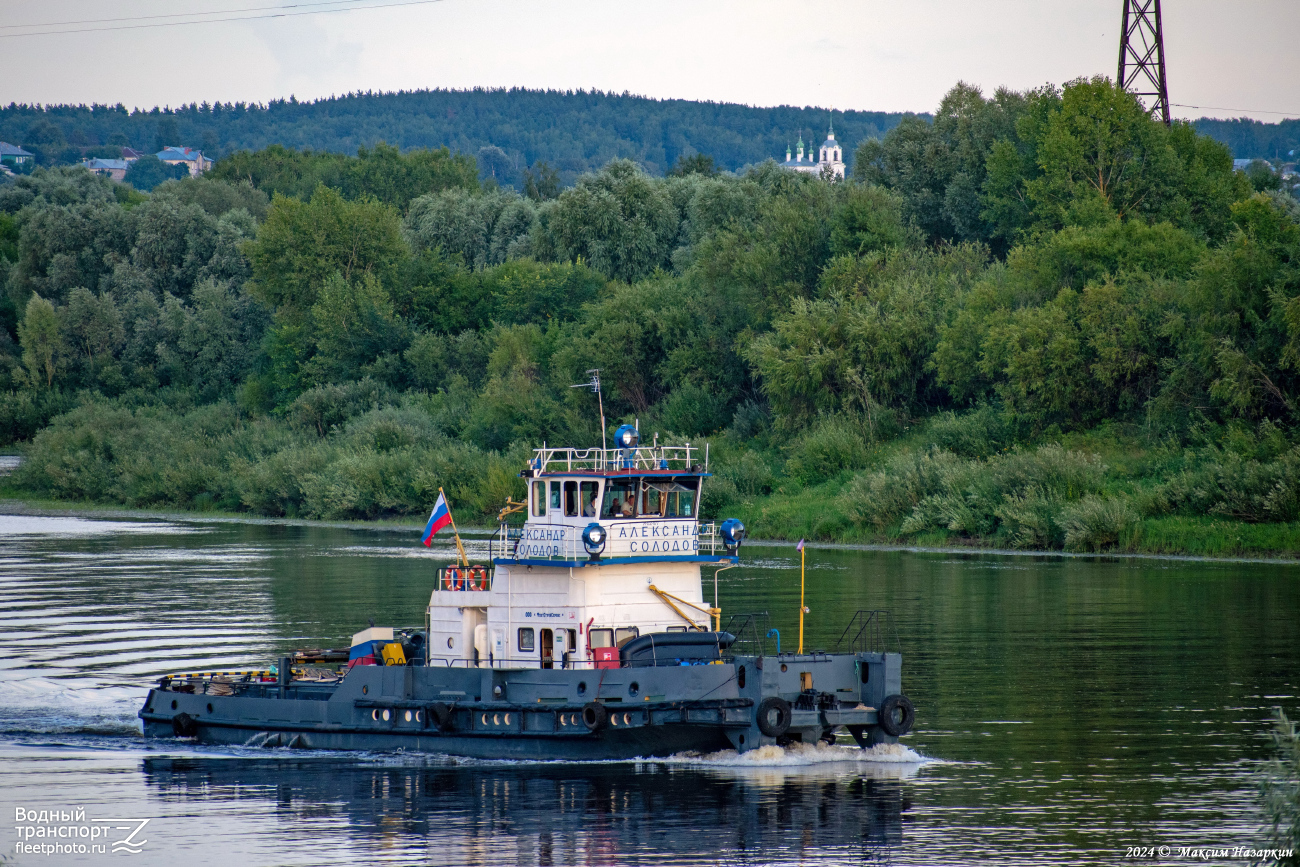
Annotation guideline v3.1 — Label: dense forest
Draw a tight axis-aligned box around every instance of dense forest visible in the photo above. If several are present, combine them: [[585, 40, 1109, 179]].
[[0, 88, 924, 186], [2, 87, 1296, 190], [2, 76, 1299, 556]]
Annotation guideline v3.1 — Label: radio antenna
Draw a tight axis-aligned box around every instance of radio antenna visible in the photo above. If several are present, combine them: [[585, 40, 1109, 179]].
[[570, 369, 607, 455]]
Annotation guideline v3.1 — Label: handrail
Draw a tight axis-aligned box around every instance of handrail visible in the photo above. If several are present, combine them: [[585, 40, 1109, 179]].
[[489, 521, 723, 562], [834, 609, 901, 654], [530, 444, 706, 474]]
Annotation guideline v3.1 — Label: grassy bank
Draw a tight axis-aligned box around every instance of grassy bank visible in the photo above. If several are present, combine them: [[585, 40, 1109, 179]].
[[3, 401, 1299, 560]]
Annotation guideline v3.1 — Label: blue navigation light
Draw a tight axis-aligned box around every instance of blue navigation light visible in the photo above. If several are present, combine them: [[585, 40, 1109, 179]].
[[582, 522, 607, 556], [720, 518, 746, 552]]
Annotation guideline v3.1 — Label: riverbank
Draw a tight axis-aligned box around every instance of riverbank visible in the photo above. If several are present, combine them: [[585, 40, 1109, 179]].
[[4, 496, 1298, 564]]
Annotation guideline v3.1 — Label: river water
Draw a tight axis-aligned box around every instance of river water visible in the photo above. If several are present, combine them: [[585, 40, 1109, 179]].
[[0, 512, 1295, 866]]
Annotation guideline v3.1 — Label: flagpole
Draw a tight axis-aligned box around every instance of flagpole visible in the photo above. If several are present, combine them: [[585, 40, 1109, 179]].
[[798, 542, 805, 655], [440, 487, 470, 570]]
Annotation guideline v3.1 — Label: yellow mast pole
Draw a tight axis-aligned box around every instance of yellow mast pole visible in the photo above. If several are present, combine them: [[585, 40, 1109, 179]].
[[440, 486, 470, 570], [798, 542, 805, 654]]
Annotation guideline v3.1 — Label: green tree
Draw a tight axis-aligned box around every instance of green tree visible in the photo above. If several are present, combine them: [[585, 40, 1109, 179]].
[[243, 186, 407, 312], [18, 294, 63, 387], [544, 160, 680, 283], [124, 155, 189, 192]]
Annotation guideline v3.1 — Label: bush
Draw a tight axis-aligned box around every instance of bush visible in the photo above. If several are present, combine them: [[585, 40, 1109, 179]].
[[1156, 447, 1300, 523], [715, 450, 776, 498], [1058, 494, 1140, 551], [841, 443, 1107, 546], [784, 415, 871, 485], [922, 406, 1012, 458], [288, 378, 399, 436]]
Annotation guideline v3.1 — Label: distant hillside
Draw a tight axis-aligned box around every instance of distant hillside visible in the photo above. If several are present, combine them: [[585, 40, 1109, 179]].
[[0, 88, 926, 186], [1191, 117, 1300, 162]]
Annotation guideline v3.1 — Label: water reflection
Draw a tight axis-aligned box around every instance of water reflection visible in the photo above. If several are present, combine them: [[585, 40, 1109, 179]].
[[141, 755, 909, 866], [1, 512, 1296, 865]]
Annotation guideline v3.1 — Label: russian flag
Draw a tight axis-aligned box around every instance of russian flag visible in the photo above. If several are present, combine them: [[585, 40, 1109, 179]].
[[422, 492, 453, 546]]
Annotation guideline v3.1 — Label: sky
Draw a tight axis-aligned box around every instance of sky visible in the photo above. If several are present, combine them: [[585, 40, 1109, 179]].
[[0, 0, 1297, 122]]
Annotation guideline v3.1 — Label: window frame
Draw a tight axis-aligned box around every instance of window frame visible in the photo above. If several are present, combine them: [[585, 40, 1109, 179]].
[[517, 627, 535, 652]]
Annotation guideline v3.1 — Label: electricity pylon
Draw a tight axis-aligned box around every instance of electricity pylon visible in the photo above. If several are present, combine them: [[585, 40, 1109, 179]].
[[1118, 0, 1170, 125]]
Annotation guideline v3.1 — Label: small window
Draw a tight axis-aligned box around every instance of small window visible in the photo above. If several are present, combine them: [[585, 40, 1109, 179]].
[[580, 482, 599, 518], [518, 628, 535, 652], [567, 629, 577, 650], [615, 627, 639, 647], [531, 480, 546, 517], [589, 628, 614, 649], [549, 481, 562, 512], [564, 481, 578, 517], [666, 626, 687, 633]]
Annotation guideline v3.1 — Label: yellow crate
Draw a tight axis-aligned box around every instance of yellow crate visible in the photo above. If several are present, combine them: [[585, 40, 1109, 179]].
[[380, 643, 407, 666]]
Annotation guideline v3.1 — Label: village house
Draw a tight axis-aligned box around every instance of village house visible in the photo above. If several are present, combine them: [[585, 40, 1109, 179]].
[[80, 158, 131, 181], [156, 146, 212, 177], [0, 142, 34, 168]]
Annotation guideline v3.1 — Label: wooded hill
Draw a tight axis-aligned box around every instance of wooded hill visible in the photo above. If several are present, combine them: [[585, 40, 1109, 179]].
[[0, 88, 924, 186]]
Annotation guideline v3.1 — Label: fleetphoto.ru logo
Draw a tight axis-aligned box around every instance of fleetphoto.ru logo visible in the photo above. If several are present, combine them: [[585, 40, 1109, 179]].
[[13, 807, 151, 856]]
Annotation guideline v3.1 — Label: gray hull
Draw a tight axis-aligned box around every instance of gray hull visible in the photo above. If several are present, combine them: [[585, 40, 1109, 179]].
[[140, 652, 904, 759]]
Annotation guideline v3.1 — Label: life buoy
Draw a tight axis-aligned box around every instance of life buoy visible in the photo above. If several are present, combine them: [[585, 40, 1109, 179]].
[[443, 566, 462, 591], [468, 565, 487, 590]]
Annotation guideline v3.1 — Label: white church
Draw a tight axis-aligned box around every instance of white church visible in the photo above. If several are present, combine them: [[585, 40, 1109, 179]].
[[779, 123, 845, 179]]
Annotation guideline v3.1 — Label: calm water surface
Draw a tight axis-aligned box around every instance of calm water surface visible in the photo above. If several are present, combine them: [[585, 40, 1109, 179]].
[[0, 513, 1296, 866]]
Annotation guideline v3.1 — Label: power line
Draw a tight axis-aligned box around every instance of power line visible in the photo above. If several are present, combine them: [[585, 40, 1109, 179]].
[[0, 0, 447, 38], [1171, 103, 1300, 119], [0, 0, 381, 31]]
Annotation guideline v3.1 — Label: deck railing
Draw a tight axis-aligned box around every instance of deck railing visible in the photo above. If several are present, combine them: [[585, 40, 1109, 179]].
[[490, 521, 724, 562], [530, 443, 707, 474]]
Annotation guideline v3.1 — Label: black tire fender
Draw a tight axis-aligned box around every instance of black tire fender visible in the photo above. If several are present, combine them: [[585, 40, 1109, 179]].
[[172, 712, 198, 738], [430, 701, 453, 732], [581, 701, 608, 732], [878, 694, 915, 737], [755, 696, 792, 738]]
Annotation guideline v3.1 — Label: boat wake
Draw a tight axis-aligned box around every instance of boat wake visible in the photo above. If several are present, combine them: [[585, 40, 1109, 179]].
[[0, 676, 144, 736], [663, 740, 930, 767]]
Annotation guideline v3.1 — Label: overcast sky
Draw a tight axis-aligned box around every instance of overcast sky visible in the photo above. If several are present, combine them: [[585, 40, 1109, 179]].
[[0, 0, 1296, 122]]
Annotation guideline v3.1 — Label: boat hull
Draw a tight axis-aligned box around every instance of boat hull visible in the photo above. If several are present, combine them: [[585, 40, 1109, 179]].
[[140, 652, 904, 759]]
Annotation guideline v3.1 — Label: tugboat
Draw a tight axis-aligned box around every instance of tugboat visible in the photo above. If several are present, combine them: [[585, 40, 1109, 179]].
[[139, 425, 915, 758]]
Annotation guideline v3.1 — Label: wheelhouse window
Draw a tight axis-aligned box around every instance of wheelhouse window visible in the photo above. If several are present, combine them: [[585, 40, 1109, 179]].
[[518, 628, 535, 652], [615, 626, 639, 647], [643, 479, 698, 517], [580, 482, 599, 517], [601, 480, 638, 519], [564, 481, 578, 517], [588, 628, 614, 649], [549, 481, 562, 513], [531, 481, 546, 517]]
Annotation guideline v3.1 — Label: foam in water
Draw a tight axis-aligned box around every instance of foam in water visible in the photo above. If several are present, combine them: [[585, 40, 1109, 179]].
[[662, 740, 928, 767]]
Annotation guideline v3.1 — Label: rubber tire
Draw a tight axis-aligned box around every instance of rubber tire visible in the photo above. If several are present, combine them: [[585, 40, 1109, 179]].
[[430, 701, 453, 732], [755, 696, 792, 738], [581, 701, 608, 732], [172, 712, 198, 738], [878, 694, 915, 737]]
